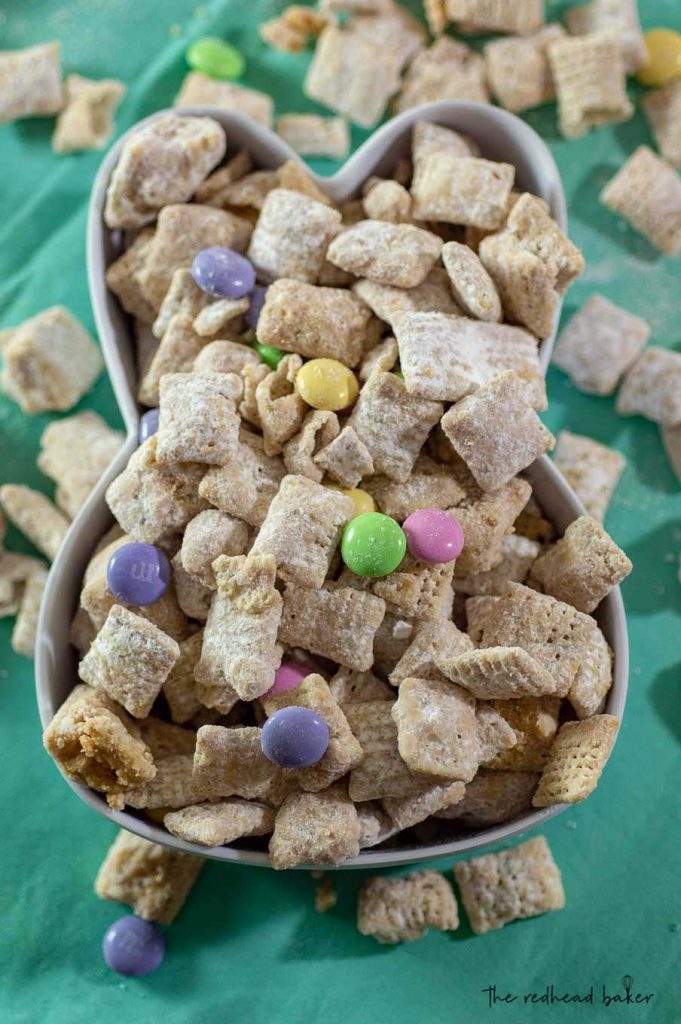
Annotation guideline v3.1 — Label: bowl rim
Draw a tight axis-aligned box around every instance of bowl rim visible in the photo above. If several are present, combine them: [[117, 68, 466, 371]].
[[36, 103, 627, 870]]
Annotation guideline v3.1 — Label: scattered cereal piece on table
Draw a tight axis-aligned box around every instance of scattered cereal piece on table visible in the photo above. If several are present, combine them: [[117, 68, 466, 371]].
[[551, 294, 650, 396], [275, 114, 349, 159], [11, 564, 49, 658], [532, 714, 620, 806], [175, 73, 273, 127], [565, 0, 646, 74], [661, 423, 681, 482], [548, 31, 633, 139], [552, 431, 626, 521], [616, 347, 681, 426], [303, 25, 402, 129], [484, 25, 565, 113], [0, 484, 70, 561], [454, 835, 564, 934], [600, 146, 681, 256], [357, 871, 459, 945], [642, 80, 681, 169], [0, 42, 63, 124], [1, 306, 103, 414], [393, 38, 488, 112], [52, 74, 126, 154], [95, 830, 204, 924]]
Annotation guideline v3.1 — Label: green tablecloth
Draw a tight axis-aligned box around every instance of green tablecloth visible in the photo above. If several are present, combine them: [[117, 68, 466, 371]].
[[1, 1, 680, 1021]]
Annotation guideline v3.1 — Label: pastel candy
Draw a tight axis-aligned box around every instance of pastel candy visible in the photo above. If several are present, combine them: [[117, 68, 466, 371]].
[[107, 541, 171, 606], [139, 408, 159, 442], [185, 37, 245, 81], [102, 915, 165, 976], [266, 660, 309, 697], [191, 247, 256, 299], [261, 706, 330, 768], [402, 508, 464, 564], [245, 285, 268, 330], [341, 511, 406, 577]]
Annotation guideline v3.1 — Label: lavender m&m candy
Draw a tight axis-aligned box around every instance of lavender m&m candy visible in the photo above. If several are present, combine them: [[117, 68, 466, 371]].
[[139, 408, 159, 442], [403, 508, 464, 564], [103, 915, 165, 976], [191, 247, 256, 299], [107, 541, 171, 606], [266, 660, 309, 697], [245, 284, 268, 330], [261, 706, 329, 769]]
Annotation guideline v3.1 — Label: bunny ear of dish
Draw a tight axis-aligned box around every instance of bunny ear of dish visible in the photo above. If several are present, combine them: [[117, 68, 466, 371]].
[[87, 102, 566, 435]]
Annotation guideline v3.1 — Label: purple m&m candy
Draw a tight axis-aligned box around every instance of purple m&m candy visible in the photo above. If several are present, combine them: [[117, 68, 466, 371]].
[[245, 285, 268, 330], [402, 508, 464, 564], [107, 542, 171, 606], [191, 247, 256, 299], [139, 408, 159, 442], [266, 660, 309, 697], [261, 706, 330, 768], [102, 915, 165, 976]]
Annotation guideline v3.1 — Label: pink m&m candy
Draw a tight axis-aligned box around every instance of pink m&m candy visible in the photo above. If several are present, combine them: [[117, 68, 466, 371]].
[[266, 660, 309, 697], [402, 508, 464, 564]]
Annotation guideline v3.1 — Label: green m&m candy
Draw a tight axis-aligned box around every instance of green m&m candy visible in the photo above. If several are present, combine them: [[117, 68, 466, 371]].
[[186, 37, 245, 80], [340, 512, 406, 578], [254, 341, 285, 370]]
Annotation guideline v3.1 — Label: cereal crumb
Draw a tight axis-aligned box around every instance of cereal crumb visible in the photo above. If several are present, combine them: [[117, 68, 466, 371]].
[[315, 878, 338, 913]]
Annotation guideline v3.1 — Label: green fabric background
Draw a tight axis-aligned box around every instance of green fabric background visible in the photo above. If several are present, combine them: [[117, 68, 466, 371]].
[[0, 1, 680, 1021]]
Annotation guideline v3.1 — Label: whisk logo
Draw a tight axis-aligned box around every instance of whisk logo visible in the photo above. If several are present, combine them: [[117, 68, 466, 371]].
[[602, 975, 655, 1007]]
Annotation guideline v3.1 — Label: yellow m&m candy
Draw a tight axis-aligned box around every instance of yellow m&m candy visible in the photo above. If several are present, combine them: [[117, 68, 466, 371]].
[[325, 484, 375, 518], [637, 29, 681, 87], [296, 358, 359, 411]]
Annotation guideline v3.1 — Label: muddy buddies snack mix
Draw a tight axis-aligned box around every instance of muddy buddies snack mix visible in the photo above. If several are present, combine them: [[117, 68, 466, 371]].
[[41, 112, 630, 870]]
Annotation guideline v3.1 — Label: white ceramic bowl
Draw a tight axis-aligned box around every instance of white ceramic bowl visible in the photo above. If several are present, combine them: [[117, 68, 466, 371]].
[[35, 103, 627, 868]]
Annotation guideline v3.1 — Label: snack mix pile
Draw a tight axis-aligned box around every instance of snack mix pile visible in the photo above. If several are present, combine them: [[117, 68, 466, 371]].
[[2, 0, 680, 955]]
